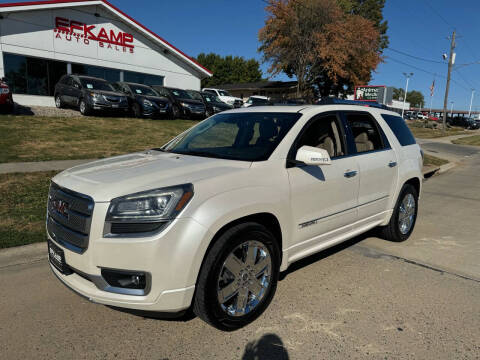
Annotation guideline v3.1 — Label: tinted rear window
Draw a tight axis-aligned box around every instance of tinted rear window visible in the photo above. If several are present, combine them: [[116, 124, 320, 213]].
[[381, 114, 416, 146]]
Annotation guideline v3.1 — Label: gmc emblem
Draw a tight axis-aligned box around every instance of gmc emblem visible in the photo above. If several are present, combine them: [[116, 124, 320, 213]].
[[52, 199, 69, 218]]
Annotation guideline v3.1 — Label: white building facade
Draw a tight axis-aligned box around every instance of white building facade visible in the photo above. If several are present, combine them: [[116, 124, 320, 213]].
[[0, 0, 212, 106]]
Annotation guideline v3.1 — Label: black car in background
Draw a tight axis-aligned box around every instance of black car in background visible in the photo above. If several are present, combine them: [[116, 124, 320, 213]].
[[113, 82, 170, 118], [447, 116, 480, 129], [152, 86, 205, 119], [187, 90, 233, 117], [54, 75, 129, 116]]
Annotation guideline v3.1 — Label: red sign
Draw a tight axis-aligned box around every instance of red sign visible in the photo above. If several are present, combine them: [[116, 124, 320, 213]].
[[54, 17, 134, 53]]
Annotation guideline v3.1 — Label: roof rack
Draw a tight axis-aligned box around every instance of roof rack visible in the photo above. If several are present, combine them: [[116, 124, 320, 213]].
[[316, 98, 389, 109]]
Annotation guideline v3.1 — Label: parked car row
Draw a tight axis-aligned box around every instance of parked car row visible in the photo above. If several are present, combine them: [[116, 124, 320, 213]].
[[53, 75, 239, 119]]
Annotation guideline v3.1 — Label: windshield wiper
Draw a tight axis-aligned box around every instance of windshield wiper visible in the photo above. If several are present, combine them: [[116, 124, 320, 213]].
[[151, 148, 169, 152], [171, 150, 233, 160]]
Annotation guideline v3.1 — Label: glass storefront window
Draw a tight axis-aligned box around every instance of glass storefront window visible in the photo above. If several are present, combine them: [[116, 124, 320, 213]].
[[3, 53, 67, 96], [4, 53, 27, 94], [3, 53, 163, 96], [26, 57, 48, 95], [124, 71, 164, 86]]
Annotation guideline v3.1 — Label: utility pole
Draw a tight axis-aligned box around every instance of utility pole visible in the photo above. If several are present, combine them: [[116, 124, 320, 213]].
[[442, 30, 456, 133], [468, 89, 475, 118], [401, 72, 413, 118]]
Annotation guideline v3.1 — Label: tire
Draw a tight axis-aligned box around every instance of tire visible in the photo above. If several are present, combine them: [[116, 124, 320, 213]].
[[79, 99, 91, 116], [171, 105, 181, 119], [55, 95, 63, 109], [133, 103, 142, 118], [379, 184, 418, 242], [193, 222, 280, 331]]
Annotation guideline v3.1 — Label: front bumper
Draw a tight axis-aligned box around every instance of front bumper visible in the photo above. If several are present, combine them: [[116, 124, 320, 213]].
[[47, 212, 211, 312]]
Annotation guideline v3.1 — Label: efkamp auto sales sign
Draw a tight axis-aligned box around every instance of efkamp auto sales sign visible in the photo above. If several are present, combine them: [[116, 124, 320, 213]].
[[54, 17, 135, 54], [354, 86, 385, 102]]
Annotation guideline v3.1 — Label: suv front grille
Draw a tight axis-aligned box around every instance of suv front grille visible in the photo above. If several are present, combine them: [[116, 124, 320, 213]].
[[190, 105, 205, 112], [47, 183, 94, 253], [103, 95, 121, 103]]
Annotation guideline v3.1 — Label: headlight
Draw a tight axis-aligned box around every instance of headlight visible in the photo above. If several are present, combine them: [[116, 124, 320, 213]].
[[143, 99, 154, 107], [90, 92, 101, 100], [106, 184, 193, 223], [181, 102, 191, 108], [0, 87, 9, 94]]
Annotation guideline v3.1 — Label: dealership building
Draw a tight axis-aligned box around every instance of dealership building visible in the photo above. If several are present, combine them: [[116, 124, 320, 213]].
[[0, 0, 212, 106]]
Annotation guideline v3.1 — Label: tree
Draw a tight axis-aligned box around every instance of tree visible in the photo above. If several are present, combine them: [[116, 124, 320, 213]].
[[195, 53, 263, 88], [258, 0, 382, 98], [339, 0, 388, 51], [393, 88, 425, 107]]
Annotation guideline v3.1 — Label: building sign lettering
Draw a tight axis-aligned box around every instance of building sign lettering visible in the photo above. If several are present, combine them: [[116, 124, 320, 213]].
[[54, 17, 134, 53], [354, 86, 385, 102]]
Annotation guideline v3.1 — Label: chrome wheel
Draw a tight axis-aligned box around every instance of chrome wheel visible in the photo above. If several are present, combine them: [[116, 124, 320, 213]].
[[79, 101, 86, 114], [217, 240, 272, 317], [398, 193, 416, 235]]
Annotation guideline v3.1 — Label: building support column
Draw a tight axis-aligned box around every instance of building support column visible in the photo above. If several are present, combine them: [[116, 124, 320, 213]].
[[67, 63, 72, 74]]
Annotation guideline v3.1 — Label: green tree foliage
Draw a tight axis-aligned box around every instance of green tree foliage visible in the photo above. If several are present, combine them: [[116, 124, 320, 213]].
[[195, 53, 263, 88], [338, 0, 389, 50], [393, 88, 425, 107]]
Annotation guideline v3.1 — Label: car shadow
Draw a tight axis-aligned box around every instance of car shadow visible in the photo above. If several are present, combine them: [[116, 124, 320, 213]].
[[279, 230, 376, 281], [242, 333, 289, 359], [109, 229, 380, 323]]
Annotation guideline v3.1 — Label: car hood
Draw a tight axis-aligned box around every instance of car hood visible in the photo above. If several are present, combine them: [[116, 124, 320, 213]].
[[141, 95, 169, 103], [211, 102, 233, 109], [92, 90, 126, 97], [52, 151, 251, 202], [177, 98, 204, 106]]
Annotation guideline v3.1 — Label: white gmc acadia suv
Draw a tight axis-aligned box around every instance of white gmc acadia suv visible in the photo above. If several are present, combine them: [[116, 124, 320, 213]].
[[47, 105, 422, 330]]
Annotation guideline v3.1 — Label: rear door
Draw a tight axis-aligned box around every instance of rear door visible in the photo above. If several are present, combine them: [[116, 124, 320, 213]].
[[341, 111, 398, 223], [287, 112, 359, 255]]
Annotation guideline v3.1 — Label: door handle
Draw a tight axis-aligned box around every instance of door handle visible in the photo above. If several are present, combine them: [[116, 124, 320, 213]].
[[344, 170, 357, 178], [388, 161, 397, 168]]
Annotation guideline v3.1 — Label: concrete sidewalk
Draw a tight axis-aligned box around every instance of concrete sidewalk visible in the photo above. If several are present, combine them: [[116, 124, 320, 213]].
[[0, 159, 96, 174]]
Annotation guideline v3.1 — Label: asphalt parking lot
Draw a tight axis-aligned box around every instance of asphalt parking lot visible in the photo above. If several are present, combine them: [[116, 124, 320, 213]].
[[1, 144, 479, 360]]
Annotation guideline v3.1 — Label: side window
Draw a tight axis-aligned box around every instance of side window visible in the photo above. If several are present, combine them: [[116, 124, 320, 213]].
[[295, 114, 345, 158], [381, 114, 416, 146], [345, 113, 384, 153]]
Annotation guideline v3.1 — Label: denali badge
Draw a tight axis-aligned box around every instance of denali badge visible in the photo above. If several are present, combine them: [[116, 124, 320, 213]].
[[52, 199, 69, 218]]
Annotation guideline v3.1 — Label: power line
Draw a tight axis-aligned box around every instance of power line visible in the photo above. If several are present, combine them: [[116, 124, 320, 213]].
[[385, 48, 445, 64], [385, 56, 469, 91], [420, 0, 454, 29]]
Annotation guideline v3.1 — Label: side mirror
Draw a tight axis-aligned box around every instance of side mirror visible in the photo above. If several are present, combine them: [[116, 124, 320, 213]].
[[295, 145, 331, 166]]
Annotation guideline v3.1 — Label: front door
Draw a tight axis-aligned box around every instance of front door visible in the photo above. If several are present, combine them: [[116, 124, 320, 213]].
[[287, 112, 359, 258]]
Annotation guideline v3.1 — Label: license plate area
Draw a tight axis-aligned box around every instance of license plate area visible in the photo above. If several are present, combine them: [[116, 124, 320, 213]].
[[48, 240, 72, 275]]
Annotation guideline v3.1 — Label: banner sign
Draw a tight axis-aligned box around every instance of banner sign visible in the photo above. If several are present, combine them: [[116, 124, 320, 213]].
[[354, 85, 386, 102], [54, 17, 135, 54]]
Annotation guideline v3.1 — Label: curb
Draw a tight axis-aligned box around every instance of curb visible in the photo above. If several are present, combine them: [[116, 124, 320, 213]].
[[0, 242, 47, 269], [422, 162, 456, 178]]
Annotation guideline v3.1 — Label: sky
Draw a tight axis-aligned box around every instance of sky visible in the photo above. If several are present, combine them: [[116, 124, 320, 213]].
[[2, 0, 480, 111]]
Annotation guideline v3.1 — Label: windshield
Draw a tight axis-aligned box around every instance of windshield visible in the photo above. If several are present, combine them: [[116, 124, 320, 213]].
[[170, 88, 192, 99], [218, 90, 231, 97], [163, 112, 301, 161], [188, 91, 203, 101], [80, 78, 113, 91], [203, 93, 221, 103], [129, 84, 158, 96]]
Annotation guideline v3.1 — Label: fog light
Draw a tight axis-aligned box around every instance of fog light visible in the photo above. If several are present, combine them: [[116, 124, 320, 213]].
[[101, 269, 146, 290]]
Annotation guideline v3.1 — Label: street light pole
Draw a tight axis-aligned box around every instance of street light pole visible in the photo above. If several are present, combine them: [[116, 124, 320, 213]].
[[401, 72, 413, 118], [468, 89, 475, 118]]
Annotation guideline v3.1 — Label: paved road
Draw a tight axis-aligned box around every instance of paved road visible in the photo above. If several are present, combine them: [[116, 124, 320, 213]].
[[1, 149, 479, 359]]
